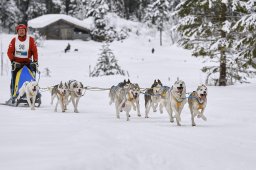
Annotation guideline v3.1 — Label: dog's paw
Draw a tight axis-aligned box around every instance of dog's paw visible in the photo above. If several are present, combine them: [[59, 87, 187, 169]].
[[138, 114, 141, 117], [31, 107, 35, 110], [74, 109, 79, 113], [202, 115, 207, 121], [54, 109, 57, 112], [170, 119, 174, 123], [192, 123, 196, 126], [116, 115, 120, 119]]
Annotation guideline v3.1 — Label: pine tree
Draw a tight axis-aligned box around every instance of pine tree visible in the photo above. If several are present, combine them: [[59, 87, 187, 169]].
[[109, 0, 125, 18], [45, 0, 62, 14], [174, 0, 251, 86], [145, 0, 170, 46], [73, 0, 88, 20], [16, 0, 30, 24], [1, 0, 21, 32], [91, 43, 125, 77], [26, 0, 47, 20], [87, 0, 110, 41], [233, 0, 256, 69]]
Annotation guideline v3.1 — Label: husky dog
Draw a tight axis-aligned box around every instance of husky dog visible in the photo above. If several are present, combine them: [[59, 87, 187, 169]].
[[126, 83, 141, 117], [53, 81, 69, 112], [16, 81, 39, 110], [109, 79, 135, 121], [170, 79, 187, 126], [188, 84, 208, 126], [49, 85, 58, 105], [144, 79, 163, 118], [67, 80, 84, 113], [159, 85, 172, 115]]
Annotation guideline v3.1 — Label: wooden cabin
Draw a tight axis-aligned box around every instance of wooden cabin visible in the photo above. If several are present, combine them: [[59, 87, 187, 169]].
[[28, 14, 91, 41]]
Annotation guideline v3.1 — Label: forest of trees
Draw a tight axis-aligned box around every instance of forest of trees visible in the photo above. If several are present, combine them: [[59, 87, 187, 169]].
[[0, 0, 256, 86]]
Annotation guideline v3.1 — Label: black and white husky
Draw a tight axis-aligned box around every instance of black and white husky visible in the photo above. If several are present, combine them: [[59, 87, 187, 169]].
[[66, 80, 84, 113], [144, 79, 163, 118], [16, 81, 39, 110], [109, 79, 141, 121], [51, 81, 69, 112]]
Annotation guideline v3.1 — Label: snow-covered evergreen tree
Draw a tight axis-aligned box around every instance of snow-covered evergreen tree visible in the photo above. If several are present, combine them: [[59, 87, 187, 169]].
[[87, 0, 110, 41], [45, 0, 62, 14], [174, 0, 254, 86], [233, 0, 256, 70], [1, 0, 21, 32], [73, 0, 88, 20], [26, 1, 47, 20], [145, 0, 170, 46], [16, 0, 30, 24], [109, 0, 125, 18], [91, 43, 125, 77]]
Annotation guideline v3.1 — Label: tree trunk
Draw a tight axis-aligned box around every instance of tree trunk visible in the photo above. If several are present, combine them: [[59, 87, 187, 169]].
[[19, 0, 30, 25], [218, 2, 227, 86], [160, 28, 162, 46], [219, 49, 227, 86]]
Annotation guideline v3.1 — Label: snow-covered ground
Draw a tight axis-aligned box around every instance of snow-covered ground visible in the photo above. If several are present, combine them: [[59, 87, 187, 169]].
[[0, 33, 256, 170]]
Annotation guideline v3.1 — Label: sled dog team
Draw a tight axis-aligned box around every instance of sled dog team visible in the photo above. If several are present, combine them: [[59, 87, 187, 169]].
[[109, 79, 208, 126], [17, 78, 207, 126]]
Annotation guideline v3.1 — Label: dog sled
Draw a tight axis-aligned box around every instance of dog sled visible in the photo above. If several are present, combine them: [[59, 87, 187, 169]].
[[4, 63, 41, 107]]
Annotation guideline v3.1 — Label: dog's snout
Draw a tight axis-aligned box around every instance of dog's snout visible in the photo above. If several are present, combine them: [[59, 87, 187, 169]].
[[180, 84, 182, 87]]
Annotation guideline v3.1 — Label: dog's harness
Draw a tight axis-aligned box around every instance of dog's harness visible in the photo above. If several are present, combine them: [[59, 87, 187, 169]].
[[128, 92, 134, 101], [189, 92, 205, 110], [171, 90, 186, 108]]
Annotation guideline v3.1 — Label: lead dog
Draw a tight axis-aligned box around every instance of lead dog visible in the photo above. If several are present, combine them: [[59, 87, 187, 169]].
[[188, 84, 208, 126], [16, 81, 39, 110], [144, 79, 162, 118], [66, 80, 84, 113], [170, 79, 187, 126]]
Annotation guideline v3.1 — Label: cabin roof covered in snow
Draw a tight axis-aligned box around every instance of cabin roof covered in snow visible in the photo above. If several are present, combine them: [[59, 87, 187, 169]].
[[28, 14, 90, 30]]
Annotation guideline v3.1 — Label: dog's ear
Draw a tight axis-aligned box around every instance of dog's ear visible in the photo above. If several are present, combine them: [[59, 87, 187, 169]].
[[158, 79, 162, 85], [124, 79, 126, 83], [154, 79, 157, 83], [127, 79, 130, 83]]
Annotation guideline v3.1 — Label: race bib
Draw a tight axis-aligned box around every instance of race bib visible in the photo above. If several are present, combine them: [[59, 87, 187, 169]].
[[15, 36, 30, 59]]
